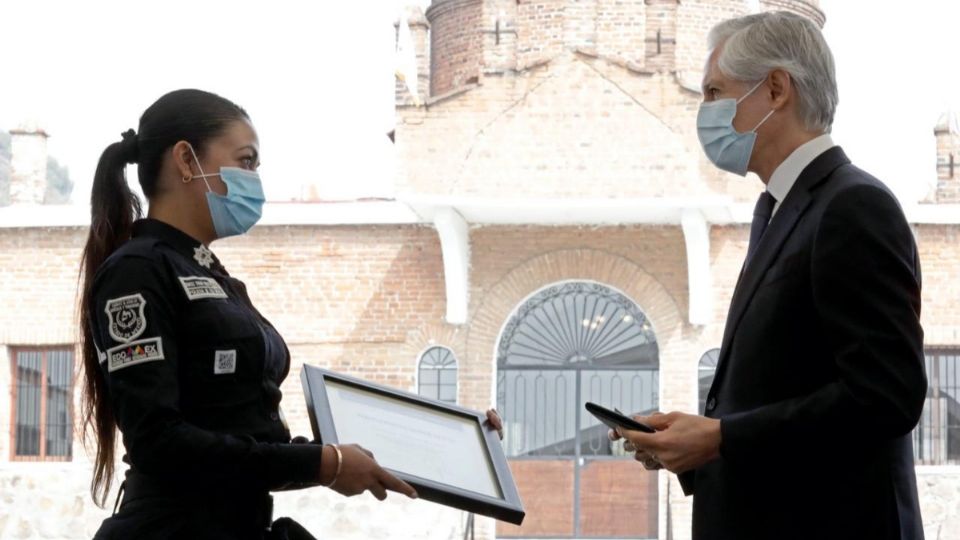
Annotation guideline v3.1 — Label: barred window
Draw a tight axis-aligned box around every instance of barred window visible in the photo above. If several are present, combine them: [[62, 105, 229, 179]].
[[496, 281, 659, 458], [11, 348, 74, 461], [698, 348, 720, 415], [418, 346, 458, 404], [914, 349, 960, 465]]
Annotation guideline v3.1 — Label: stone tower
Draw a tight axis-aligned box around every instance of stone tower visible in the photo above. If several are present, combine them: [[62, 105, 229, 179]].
[[760, 0, 825, 27], [934, 111, 960, 203], [398, 0, 828, 105], [418, 0, 763, 99], [394, 1, 830, 201]]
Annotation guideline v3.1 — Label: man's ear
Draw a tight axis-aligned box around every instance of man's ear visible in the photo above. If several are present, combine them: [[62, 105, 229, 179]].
[[767, 68, 793, 111], [172, 140, 197, 182]]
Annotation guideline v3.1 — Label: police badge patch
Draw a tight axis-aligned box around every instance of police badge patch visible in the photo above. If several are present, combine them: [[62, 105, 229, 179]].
[[105, 293, 148, 343]]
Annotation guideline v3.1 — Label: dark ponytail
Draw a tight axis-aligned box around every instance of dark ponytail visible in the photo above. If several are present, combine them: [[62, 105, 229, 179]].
[[78, 89, 249, 507]]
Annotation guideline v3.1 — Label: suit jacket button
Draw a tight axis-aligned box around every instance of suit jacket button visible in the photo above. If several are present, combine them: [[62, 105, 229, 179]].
[[706, 397, 717, 411]]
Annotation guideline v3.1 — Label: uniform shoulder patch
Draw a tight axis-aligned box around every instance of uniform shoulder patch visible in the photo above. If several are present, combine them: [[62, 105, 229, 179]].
[[178, 276, 228, 301], [107, 337, 165, 372], [105, 293, 147, 343]]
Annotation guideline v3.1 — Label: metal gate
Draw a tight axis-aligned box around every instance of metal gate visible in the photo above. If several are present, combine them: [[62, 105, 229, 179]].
[[494, 282, 660, 538]]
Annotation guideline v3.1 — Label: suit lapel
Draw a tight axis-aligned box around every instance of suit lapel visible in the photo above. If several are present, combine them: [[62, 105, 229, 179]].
[[714, 147, 851, 378]]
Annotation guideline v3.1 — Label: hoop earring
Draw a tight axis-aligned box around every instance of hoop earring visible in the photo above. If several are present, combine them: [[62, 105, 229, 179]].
[[182, 175, 192, 184]]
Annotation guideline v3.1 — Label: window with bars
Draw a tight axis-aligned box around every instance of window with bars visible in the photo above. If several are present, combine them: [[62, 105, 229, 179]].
[[914, 349, 960, 465], [418, 346, 458, 404], [11, 348, 74, 461], [698, 348, 720, 415], [496, 281, 660, 458]]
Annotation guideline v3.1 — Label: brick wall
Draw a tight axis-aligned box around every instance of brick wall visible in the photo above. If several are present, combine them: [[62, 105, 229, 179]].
[[516, 0, 566, 69], [427, 0, 484, 97], [596, 0, 646, 66], [675, 0, 749, 76], [1, 218, 959, 538], [0, 227, 86, 345], [644, 0, 678, 73], [397, 58, 761, 200], [914, 225, 960, 346]]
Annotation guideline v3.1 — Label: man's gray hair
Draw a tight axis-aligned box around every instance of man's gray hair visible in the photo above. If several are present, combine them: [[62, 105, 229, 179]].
[[708, 11, 838, 133]]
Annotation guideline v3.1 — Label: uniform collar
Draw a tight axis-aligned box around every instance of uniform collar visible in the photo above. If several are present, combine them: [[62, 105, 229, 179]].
[[132, 218, 226, 272], [767, 133, 835, 211]]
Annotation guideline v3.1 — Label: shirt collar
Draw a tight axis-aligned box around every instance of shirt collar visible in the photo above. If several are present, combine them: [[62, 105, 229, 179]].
[[767, 133, 836, 206], [132, 218, 225, 272]]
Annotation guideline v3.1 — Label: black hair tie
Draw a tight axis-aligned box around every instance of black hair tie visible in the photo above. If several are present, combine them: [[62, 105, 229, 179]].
[[119, 129, 139, 165]]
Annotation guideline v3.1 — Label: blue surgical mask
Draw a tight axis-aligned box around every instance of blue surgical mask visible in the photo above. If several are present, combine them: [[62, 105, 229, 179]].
[[697, 79, 776, 176], [188, 146, 265, 239]]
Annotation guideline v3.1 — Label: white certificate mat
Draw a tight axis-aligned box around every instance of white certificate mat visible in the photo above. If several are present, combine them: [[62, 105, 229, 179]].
[[324, 380, 502, 499]]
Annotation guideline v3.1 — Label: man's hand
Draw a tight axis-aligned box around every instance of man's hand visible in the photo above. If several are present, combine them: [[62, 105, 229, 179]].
[[612, 412, 723, 474]]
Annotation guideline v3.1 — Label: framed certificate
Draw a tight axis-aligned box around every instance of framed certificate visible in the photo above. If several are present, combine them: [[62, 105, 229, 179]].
[[300, 365, 525, 525]]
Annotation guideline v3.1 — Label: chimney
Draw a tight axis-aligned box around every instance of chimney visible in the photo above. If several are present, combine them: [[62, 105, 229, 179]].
[[9, 124, 49, 205], [934, 111, 960, 204]]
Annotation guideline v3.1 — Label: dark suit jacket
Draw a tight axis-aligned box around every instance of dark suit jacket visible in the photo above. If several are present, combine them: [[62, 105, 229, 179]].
[[680, 147, 927, 540]]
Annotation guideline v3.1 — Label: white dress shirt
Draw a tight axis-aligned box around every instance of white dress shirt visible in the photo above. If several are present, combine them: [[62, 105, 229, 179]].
[[766, 133, 836, 216]]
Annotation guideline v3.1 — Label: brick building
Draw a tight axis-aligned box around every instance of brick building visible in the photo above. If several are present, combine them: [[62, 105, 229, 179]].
[[1, 1, 959, 539]]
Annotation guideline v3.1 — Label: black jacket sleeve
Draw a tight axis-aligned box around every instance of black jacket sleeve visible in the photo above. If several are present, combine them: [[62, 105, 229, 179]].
[[91, 254, 323, 491], [718, 184, 927, 464]]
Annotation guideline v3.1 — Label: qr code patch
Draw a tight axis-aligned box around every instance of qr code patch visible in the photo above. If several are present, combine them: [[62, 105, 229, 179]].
[[214, 350, 237, 375]]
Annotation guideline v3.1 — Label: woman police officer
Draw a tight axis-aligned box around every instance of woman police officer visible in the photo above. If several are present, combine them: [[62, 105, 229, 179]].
[[79, 89, 502, 539]]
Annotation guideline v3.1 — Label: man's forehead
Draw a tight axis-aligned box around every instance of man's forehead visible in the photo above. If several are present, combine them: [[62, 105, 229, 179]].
[[702, 48, 721, 80], [702, 54, 722, 88]]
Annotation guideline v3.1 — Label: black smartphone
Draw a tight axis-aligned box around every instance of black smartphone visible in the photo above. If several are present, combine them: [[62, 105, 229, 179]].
[[584, 402, 655, 433]]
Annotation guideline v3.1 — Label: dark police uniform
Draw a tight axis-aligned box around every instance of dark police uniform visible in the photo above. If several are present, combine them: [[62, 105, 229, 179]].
[[90, 219, 320, 540]]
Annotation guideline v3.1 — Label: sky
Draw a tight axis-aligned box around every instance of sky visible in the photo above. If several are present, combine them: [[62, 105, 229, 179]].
[[0, 0, 956, 206]]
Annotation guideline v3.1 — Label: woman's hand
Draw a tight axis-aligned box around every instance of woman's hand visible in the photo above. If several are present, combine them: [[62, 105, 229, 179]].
[[321, 444, 418, 501], [485, 408, 504, 440]]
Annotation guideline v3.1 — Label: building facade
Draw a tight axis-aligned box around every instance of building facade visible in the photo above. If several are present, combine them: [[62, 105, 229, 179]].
[[1, 1, 959, 539]]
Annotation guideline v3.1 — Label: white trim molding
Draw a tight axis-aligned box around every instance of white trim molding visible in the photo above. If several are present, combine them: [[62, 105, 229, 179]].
[[432, 207, 471, 325], [681, 209, 713, 326]]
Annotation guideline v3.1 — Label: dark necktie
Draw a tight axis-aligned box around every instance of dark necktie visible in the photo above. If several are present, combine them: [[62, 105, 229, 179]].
[[746, 191, 776, 267]]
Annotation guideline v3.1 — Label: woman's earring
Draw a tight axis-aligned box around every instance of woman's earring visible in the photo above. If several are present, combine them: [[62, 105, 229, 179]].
[[182, 175, 192, 184]]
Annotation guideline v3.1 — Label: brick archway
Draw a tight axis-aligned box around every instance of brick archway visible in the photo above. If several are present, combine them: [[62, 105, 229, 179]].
[[467, 248, 682, 538], [467, 248, 683, 377]]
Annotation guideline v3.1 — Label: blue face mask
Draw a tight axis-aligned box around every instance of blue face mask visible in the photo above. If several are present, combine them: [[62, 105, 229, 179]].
[[697, 79, 776, 176], [189, 146, 265, 239]]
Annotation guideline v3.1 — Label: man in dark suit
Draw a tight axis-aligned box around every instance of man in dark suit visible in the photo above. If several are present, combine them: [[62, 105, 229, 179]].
[[614, 11, 927, 540]]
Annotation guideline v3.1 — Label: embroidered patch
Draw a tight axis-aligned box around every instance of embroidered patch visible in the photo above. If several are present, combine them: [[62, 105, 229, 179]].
[[105, 293, 147, 343], [107, 337, 165, 372], [193, 245, 214, 268], [214, 350, 237, 375], [178, 276, 228, 301]]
